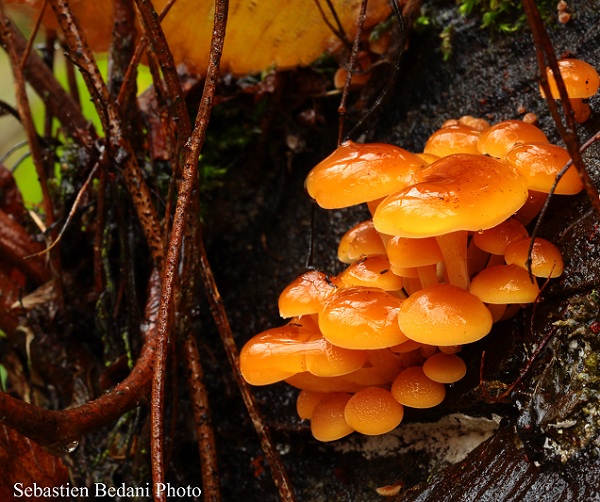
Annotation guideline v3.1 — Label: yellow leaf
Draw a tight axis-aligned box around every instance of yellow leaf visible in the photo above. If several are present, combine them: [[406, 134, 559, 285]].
[[7, 0, 391, 76]]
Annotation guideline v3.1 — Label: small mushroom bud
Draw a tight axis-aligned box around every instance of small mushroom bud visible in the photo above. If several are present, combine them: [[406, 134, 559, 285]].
[[422, 352, 467, 384], [310, 393, 355, 442], [391, 366, 446, 409], [344, 387, 404, 435]]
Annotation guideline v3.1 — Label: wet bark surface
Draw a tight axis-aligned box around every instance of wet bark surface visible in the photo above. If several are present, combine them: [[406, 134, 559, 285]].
[[201, 0, 600, 500]]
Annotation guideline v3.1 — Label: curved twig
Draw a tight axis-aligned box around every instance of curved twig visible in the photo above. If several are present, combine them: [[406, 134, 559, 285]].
[[0, 269, 160, 452]]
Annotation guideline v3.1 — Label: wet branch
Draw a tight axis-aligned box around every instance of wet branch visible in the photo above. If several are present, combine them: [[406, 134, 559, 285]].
[[149, 1, 229, 499], [522, 0, 600, 219], [0, 269, 160, 452], [47, 0, 165, 266]]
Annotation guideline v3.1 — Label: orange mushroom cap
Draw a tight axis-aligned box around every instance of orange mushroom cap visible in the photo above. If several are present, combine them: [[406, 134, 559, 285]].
[[423, 125, 481, 157], [469, 264, 540, 304], [458, 115, 490, 131], [385, 235, 443, 268], [422, 352, 467, 384], [505, 143, 583, 195], [373, 154, 529, 238], [305, 140, 425, 209], [310, 393, 355, 442], [472, 217, 529, 255], [541, 59, 600, 99], [337, 219, 387, 264], [285, 368, 392, 394], [477, 120, 549, 159], [344, 387, 404, 435], [278, 270, 339, 318], [296, 389, 328, 420], [338, 256, 404, 291], [319, 287, 408, 349], [391, 366, 446, 408], [303, 332, 368, 377], [504, 237, 564, 278], [240, 322, 315, 385], [398, 283, 493, 346]]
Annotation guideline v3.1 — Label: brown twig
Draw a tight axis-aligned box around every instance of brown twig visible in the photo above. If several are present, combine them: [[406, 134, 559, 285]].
[[0, 2, 56, 230], [522, 0, 600, 219], [0, 269, 160, 451], [25, 159, 100, 259], [0, 209, 51, 284], [133, 0, 192, 147], [149, 1, 228, 499], [0, 18, 93, 147], [182, 334, 221, 502], [337, 0, 368, 145], [47, 0, 165, 267], [196, 235, 298, 502]]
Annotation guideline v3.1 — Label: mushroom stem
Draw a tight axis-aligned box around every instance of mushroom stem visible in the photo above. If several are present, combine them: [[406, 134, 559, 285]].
[[435, 231, 469, 289], [568, 98, 591, 123], [417, 264, 439, 288]]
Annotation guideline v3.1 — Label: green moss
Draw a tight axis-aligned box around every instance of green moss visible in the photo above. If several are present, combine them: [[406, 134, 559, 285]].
[[457, 0, 557, 33]]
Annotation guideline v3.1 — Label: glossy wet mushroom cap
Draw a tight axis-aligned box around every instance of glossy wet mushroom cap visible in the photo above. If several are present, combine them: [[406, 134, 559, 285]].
[[337, 219, 387, 264], [373, 154, 528, 289], [423, 124, 481, 157], [278, 270, 339, 318], [391, 366, 446, 408], [472, 217, 529, 255], [338, 255, 404, 291], [296, 389, 328, 420], [398, 283, 493, 346], [239, 322, 312, 385], [469, 264, 540, 304], [305, 140, 425, 209], [374, 154, 528, 238], [542, 59, 600, 99], [310, 392, 355, 441], [505, 143, 582, 195], [422, 352, 467, 384], [303, 332, 369, 377], [319, 287, 408, 349], [541, 59, 600, 123], [504, 237, 564, 278], [477, 120, 549, 159], [344, 387, 404, 435]]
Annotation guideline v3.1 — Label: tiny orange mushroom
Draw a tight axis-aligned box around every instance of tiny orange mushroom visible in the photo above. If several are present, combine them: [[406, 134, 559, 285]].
[[541, 59, 600, 123], [344, 387, 404, 435], [391, 366, 446, 409]]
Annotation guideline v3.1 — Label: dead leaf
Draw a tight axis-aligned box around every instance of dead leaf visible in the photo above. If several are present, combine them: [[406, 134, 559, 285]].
[[0, 425, 69, 501], [6, 0, 391, 76]]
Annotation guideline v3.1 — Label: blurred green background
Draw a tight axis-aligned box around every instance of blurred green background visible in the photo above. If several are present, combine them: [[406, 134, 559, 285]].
[[0, 26, 152, 209]]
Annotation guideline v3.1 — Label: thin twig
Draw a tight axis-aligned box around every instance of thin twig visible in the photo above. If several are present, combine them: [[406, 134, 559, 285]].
[[0, 2, 55, 228], [183, 334, 221, 502], [0, 19, 93, 147], [337, 0, 368, 145], [48, 0, 164, 266], [344, 0, 406, 142], [150, 1, 228, 499], [522, 0, 600, 219], [312, 0, 351, 50], [25, 158, 100, 259]]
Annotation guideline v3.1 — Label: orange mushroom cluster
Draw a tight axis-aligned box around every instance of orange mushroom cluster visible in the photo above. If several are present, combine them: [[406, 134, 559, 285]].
[[240, 60, 597, 442]]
